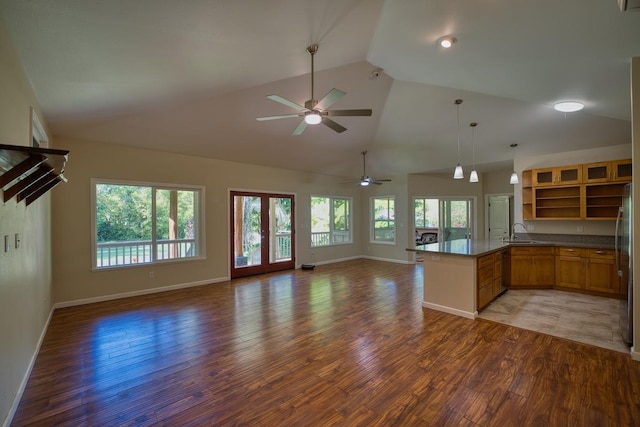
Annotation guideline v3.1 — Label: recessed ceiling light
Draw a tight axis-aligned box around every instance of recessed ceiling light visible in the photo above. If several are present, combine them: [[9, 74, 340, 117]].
[[553, 101, 584, 113], [437, 36, 457, 48]]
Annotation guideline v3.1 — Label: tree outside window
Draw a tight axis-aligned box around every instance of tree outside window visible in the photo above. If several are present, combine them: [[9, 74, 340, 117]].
[[311, 196, 352, 247], [372, 196, 395, 243]]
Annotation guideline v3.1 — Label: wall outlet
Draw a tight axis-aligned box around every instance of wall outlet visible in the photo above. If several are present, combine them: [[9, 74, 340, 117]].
[[526, 223, 534, 231], [148, 271, 155, 279], [577, 225, 584, 233]]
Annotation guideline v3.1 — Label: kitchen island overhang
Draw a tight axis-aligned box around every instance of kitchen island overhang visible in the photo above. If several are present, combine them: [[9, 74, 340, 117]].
[[413, 239, 512, 319]]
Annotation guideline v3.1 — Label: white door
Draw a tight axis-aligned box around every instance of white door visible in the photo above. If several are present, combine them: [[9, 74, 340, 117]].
[[488, 195, 510, 240]]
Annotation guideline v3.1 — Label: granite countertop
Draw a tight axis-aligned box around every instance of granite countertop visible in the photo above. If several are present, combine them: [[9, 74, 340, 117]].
[[411, 237, 616, 258]]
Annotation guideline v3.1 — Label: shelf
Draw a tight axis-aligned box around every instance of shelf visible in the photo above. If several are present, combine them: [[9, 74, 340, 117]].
[[0, 144, 69, 206]]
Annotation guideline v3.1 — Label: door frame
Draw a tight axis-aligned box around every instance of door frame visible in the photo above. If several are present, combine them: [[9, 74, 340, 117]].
[[229, 189, 296, 279]]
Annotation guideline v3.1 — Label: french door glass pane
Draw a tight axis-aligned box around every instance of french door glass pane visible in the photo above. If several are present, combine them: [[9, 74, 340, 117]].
[[440, 199, 471, 241], [270, 197, 292, 263], [234, 195, 261, 268]]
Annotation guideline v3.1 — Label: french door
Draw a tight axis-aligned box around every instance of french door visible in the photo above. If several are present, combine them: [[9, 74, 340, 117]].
[[230, 191, 295, 278], [440, 198, 473, 241]]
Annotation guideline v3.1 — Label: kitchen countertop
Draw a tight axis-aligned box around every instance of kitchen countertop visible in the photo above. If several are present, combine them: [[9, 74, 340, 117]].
[[410, 238, 615, 258]]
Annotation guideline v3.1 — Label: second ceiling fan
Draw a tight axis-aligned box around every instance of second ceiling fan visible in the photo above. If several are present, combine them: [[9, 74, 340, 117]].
[[256, 44, 373, 135]]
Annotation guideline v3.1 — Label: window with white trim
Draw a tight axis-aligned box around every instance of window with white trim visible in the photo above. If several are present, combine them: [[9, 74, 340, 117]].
[[92, 180, 204, 269], [371, 196, 395, 243], [310, 196, 352, 247]]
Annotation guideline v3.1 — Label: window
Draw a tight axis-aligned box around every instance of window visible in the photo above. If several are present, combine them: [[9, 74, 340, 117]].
[[413, 197, 474, 242], [92, 180, 204, 269], [371, 196, 395, 243], [310, 196, 352, 247]]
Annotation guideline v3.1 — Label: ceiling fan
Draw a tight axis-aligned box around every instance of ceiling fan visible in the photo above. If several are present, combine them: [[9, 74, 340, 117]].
[[349, 151, 391, 186], [256, 44, 372, 135]]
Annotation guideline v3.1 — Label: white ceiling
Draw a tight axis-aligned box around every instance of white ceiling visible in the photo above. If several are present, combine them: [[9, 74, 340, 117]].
[[1, 0, 639, 180]]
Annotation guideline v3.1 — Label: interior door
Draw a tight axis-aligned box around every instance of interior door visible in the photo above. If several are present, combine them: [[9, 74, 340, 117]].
[[488, 195, 510, 240], [440, 199, 472, 241], [230, 191, 295, 278]]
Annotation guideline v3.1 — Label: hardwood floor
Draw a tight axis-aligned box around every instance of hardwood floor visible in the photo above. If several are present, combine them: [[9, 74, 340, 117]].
[[11, 259, 640, 426]]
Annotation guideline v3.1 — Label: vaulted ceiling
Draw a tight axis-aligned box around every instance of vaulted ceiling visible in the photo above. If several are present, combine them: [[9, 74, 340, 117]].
[[1, 0, 638, 180]]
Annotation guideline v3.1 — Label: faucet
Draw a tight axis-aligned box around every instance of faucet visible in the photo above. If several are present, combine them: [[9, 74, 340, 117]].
[[511, 222, 527, 240]]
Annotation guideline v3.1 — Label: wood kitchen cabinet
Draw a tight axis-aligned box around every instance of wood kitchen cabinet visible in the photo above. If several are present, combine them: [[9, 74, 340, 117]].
[[584, 249, 619, 295], [477, 250, 508, 310], [555, 247, 620, 296], [532, 165, 582, 187], [510, 246, 555, 288], [583, 159, 632, 183]]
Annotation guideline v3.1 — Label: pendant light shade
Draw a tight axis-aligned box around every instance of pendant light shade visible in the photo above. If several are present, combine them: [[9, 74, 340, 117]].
[[510, 171, 519, 184], [453, 99, 464, 179], [509, 143, 519, 185], [469, 122, 478, 183]]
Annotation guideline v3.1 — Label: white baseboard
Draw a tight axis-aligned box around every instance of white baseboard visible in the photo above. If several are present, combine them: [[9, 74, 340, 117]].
[[630, 345, 640, 361], [422, 301, 477, 320], [3, 306, 55, 427], [54, 276, 228, 309], [361, 255, 413, 265]]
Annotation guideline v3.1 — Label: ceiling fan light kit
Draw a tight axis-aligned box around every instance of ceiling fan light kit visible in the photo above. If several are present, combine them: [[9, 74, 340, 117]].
[[437, 35, 457, 48], [256, 44, 373, 135], [345, 151, 391, 187]]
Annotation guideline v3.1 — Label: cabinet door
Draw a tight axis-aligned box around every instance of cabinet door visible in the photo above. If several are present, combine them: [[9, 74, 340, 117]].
[[585, 257, 619, 295], [510, 255, 532, 287], [533, 168, 555, 186], [583, 162, 611, 183], [531, 255, 555, 286], [555, 256, 585, 289], [555, 165, 582, 185], [611, 159, 632, 182]]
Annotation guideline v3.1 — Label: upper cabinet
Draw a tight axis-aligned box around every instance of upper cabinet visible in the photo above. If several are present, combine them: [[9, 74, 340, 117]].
[[583, 159, 632, 183], [532, 165, 582, 187]]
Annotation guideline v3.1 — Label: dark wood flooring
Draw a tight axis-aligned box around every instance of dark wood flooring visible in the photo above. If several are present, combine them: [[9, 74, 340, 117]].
[[11, 259, 640, 426]]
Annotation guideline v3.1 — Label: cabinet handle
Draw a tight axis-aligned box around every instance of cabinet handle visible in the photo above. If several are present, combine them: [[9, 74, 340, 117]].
[[595, 250, 604, 254], [566, 249, 575, 252]]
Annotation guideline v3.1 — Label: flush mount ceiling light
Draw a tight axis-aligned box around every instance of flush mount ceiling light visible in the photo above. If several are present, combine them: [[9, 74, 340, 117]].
[[453, 99, 464, 180], [553, 101, 584, 113], [469, 122, 479, 183], [437, 35, 457, 48], [509, 143, 519, 185]]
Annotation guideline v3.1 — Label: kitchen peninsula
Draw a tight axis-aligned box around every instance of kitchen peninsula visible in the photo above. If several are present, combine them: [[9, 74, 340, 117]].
[[414, 237, 620, 319], [415, 239, 511, 319]]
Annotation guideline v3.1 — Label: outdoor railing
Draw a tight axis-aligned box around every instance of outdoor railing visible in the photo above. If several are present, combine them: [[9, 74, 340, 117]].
[[96, 239, 196, 268], [311, 231, 350, 247]]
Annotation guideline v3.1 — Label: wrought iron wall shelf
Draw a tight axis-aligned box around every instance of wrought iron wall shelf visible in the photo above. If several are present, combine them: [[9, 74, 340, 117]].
[[0, 144, 69, 206]]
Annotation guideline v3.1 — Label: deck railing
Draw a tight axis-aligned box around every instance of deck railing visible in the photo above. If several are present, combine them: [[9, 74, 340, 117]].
[[96, 239, 196, 268]]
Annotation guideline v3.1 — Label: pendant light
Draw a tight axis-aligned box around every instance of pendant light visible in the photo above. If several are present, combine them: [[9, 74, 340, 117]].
[[453, 99, 464, 179], [469, 122, 479, 183], [509, 143, 519, 184]]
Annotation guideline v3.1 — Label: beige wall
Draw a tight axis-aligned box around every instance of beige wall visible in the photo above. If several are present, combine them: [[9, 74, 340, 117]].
[[631, 57, 639, 359], [0, 22, 53, 424], [52, 138, 366, 303]]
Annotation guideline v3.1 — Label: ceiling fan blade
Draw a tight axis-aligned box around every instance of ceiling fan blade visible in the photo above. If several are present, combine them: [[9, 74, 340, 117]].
[[266, 94, 306, 111], [256, 114, 302, 121], [292, 120, 308, 135], [372, 181, 384, 185], [327, 109, 373, 117], [321, 117, 347, 133], [375, 179, 392, 182], [315, 88, 346, 111]]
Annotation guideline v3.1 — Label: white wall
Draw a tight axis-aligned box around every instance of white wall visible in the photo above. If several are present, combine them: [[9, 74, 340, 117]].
[[0, 22, 54, 425]]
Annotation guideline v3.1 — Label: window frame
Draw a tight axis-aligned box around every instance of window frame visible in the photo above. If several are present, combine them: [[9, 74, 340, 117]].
[[310, 195, 353, 247], [91, 178, 206, 270], [370, 195, 396, 244]]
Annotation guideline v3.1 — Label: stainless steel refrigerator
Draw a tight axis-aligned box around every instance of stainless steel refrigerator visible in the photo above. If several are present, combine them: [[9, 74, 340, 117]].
[[617, 183, 633, 346]]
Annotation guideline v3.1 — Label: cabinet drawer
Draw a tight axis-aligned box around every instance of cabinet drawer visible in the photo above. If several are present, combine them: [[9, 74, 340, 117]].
[[478, 254, 494, 269], [556, 247, 585, 257], [478, 283, 494, 309], [478, 265, 494, 286], [585, 249, 614, 259], [510, 246, 554, 256]]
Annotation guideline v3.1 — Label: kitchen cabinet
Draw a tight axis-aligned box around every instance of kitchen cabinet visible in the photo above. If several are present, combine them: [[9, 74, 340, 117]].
[[523, 158, 631, 220], [532, 165, 582, 187], [510, 246, 555, 288], [555, 247, 586, 290], [584, 249, 619, 295], [477, 250, 508, 310], [583, 159, 632, 183], [555, 247, 619, 296]]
